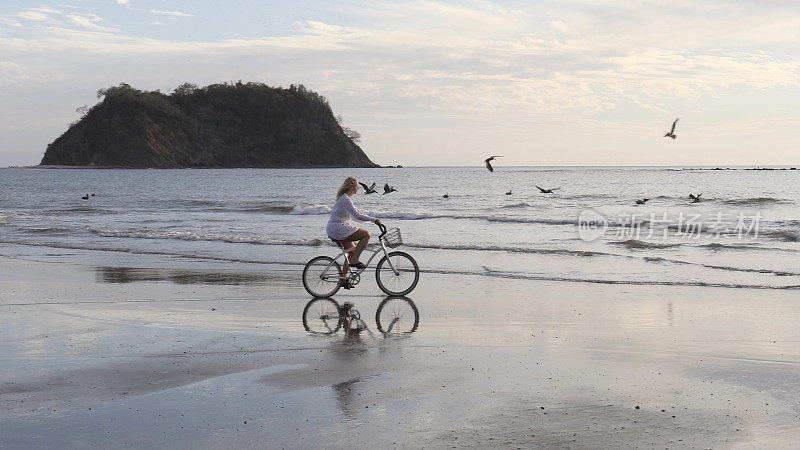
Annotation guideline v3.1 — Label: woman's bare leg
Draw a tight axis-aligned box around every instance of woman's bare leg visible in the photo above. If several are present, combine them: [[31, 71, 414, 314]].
[[346, 228, 371, 264], [340, 241, 355, 276]]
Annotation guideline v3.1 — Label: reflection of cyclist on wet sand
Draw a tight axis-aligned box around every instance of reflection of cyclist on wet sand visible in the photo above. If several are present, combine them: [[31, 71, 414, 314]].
[[327, 177, 382, 287], [338, 302, 365, 339], [302, 297, 420, 336]]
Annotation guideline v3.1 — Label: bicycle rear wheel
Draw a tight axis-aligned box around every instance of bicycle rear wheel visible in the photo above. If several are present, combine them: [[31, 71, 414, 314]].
[[302, 298, 342, 334], [302, 256, 342, 298], [375, 251, 419, 296]]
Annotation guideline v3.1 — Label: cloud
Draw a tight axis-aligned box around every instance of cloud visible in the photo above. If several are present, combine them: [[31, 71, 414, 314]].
[[150, 10, 192, 17], [17, 11, 54, 22], [550, 20, 569, 34], [0, 18, 22, 27], [117, 0, 130, 4], [30, 6, 62, 15], [65, 14, 117, 32]]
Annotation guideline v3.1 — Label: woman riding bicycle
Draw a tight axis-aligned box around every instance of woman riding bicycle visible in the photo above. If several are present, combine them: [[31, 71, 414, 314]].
[[327, 177, 381, 285]]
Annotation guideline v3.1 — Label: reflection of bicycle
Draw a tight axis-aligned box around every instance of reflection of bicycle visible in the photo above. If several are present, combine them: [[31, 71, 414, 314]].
[[302, 296, 420, 336], [302, 223, 420, 297]]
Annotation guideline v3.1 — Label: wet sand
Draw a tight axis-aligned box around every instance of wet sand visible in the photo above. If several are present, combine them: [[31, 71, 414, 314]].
[[1, 250, 799, 448]]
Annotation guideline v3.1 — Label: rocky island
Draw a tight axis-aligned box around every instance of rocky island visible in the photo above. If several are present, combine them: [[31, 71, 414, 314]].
[[40, 82, 379, 168]]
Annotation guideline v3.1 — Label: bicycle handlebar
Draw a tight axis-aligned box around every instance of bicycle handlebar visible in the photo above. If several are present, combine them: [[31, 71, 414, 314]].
[[376, 221, 387, 238]]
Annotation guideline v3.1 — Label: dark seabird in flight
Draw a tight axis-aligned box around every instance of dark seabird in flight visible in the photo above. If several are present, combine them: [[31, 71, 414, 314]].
[[689, 193, 702, 203], [535, 185, 556, 193], [383, 183, 397, 195], [484, 155, 503, 172], [359, 182, 378, 194], [664, 118, 679, 139], [635, 198, 650, 205]]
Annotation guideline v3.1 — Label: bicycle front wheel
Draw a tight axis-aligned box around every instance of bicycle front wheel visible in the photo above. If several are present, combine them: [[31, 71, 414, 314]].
[[302, 256, 342, 298], [376, 296, 419, 334], [302, 297, 342, 334], [375, 251, 419, 296]]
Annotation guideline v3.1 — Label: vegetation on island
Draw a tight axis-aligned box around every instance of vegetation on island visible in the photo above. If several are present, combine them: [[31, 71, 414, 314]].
[[40, 82, 379, 168]]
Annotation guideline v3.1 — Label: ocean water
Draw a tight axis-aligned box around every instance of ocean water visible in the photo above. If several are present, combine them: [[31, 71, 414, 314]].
[[1, 167, 799, 290]]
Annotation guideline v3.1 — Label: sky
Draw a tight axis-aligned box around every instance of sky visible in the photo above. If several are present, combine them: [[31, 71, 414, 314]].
[[1, 0, 799, 167]]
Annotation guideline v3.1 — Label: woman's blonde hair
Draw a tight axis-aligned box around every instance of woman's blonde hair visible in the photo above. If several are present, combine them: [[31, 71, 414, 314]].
[[337, 176, 358, 199]]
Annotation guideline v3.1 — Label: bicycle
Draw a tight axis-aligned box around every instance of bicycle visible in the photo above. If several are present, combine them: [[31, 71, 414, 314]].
[[302, 296, 420, 336], [302, 223, 420, 297]]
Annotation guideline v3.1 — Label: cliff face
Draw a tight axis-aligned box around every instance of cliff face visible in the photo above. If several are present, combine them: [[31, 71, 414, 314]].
[[40, 82, 379, 168]]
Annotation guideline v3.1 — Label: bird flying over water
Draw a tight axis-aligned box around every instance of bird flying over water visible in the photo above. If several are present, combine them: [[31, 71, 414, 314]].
[[664, 118, 679, 139], [484, 155, 503, 172], [689, 193, 702, 203], [505, 190, 512, 195], [635, 198, 650, 205], [535, 186, 555, 194], [442, 193, 449, 199], [383, 183, 397, 195], [359, 182, 378, 194]]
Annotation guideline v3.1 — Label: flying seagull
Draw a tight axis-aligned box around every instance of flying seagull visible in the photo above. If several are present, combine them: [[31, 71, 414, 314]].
[[635, 198, 650, 205], [689, 193, 702, 203], [359, 182, 378, 195], [484, 155, 503, 172], [664, 118, 679, 139], [383, 183, 397, 195], [536, 186, 555, 194]]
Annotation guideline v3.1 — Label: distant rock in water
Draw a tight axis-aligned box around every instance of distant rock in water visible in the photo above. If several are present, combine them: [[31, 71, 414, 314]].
[[40, 82, 379, 168]]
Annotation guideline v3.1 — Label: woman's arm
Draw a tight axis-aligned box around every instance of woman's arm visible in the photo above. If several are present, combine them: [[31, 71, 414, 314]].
[[343, 195, 377, 222]]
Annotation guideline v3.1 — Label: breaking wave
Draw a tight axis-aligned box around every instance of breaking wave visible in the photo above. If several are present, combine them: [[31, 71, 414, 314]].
[[642, 256, 800, 277], [87, 227, 326, 246], [160, 200, 332, 215], [377, 211, 576, 225], [288, 204, 331, 215], [764, 230, 800, 242], [610, 239, 682, 250], [428, 266, 800, 290], [404, 242, 608, 257], [720, 197, 793, 206]]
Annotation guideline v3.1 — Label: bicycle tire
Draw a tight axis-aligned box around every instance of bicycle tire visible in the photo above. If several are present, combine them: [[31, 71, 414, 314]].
[[302, 297, 342, 334], [376, 296, 419, 334], [302, 256, 342, 298], [375, 251, 419, 296]]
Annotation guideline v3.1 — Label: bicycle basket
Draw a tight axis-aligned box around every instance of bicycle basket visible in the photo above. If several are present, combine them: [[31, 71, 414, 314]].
[[383, 227, 403, 248]]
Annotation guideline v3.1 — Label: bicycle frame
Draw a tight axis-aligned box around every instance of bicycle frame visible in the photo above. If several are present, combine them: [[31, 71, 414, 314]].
[[320, 234, 400, 282]]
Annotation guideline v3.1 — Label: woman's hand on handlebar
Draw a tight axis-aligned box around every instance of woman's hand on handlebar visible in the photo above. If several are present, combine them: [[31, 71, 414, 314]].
[[374, 219, 382, 225]]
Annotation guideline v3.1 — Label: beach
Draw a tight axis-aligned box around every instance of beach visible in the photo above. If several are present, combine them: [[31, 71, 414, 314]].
[[2, 246, 799, 448]]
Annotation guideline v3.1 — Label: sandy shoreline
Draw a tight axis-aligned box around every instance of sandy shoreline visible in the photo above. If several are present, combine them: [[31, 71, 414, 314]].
[[1, 250, 799, 448]]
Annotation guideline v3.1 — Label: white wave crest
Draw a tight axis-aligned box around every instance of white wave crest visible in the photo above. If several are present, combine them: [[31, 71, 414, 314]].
[[289, 204, 332, 215], [87, 227, 325, 246]]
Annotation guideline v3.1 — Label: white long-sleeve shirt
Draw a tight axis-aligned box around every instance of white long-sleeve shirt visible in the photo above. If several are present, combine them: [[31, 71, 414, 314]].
[[326, 193, 377, 240]]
